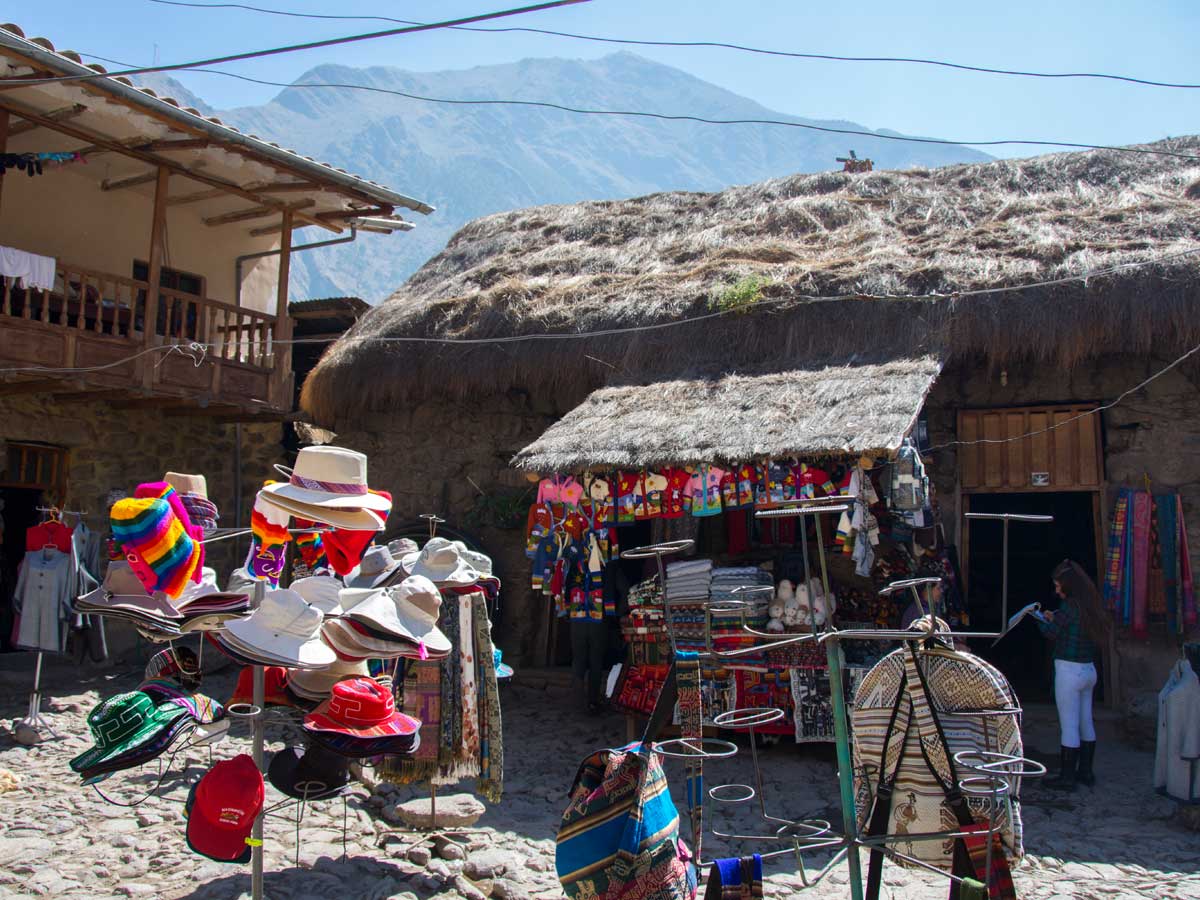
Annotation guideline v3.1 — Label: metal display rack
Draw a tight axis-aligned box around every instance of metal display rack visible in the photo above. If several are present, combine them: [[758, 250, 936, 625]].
[[622, 499, 1054, 899]]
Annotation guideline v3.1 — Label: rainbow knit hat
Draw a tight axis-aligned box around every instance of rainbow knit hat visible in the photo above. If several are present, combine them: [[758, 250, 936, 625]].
[[110, 497, 202, 599]]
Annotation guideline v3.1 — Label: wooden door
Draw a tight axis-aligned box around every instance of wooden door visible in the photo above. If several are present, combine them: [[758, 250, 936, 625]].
[[958, 405, 1102, 493]]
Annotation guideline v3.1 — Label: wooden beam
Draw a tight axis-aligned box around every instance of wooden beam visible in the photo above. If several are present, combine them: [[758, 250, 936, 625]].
[[0, 97, 343, 234], [316, 205, 393, 220], [204, 199, 314, 228], [110, 395, 200, 411], [143, 166, 170, 389], [135, 138, 211, 151], [248, 219, 293, 237], [167, 187, 226, 207], [162, 404, 241, 418], [0, 378, 79, 397], [256, 181, 321, 193], [51, 388, 133, 403], [7, 104, 87, 137], [272, 209, 295, 411], [101, 171, 158, 192], [0, 108, 7, 215]]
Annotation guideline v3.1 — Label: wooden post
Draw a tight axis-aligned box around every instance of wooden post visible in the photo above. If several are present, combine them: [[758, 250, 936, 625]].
[[0, 110, 8, 215], [271, 210, 294, 410], [142, 166, 170, 388]]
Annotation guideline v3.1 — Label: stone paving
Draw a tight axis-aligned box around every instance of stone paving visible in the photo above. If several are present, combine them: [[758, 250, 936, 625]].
[[0, 657, 1198, 900]]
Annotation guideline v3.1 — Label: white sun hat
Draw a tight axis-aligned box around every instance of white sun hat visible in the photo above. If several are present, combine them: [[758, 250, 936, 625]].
[[290, 575, 345, 616], [400, 537, 480, 587], [261, 446, 390, 511], [257, 492, 385, 532], [339, 576, 452, 656], [223, 589, 335, 668]]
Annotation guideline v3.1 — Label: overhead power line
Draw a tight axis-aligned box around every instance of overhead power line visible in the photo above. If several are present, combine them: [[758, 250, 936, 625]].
[[72, 56, 1200, 161], [148, 0, 1200, 90], [1, 0, 589, 85]]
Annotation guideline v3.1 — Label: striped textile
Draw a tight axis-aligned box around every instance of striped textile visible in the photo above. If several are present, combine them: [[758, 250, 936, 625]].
[[1102, 488, 1130, 613], [557, 743, 696, 900], [852, 645, 1023, 873], [110, 497, 200, 599], [676, 651, 703, 865], [703, 856, 762, 900]]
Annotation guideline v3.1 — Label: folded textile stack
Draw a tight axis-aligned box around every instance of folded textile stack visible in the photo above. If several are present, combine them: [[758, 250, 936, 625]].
[[665, 558, 713, 603], [627, 577, 664, 608], [321, 576, 452, 662], [709, 566, 773, 634], [303, 677, 421, 758]]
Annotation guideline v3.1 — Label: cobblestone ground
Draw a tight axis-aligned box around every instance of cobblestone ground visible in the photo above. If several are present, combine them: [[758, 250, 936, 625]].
[[0, 658, 1197, 900]]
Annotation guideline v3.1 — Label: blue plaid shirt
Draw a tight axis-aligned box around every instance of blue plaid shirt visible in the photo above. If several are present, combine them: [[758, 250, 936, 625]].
[[1038, 599, 1098, 663]]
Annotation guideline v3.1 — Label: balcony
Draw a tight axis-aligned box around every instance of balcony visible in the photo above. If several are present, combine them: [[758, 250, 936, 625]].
[[0, 261, 292, 416]]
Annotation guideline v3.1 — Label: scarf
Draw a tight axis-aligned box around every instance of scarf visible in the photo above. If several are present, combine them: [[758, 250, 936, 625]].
[[474, 590, 504, 803], [382, 660, 442, 784], [1131, 491, 1152, 636], [453, 594, 482, 781], [245, 490, 291, 586], [435, 591, 463, 781]]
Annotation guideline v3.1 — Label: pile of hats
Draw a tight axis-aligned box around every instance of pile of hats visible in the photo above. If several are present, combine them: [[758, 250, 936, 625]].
[[322, 576, 451, 662], [302, 677, 420, 758], [286, 659, 368, 704], [109, 474, 213, 600], [214, 588, 334, 669], [76, 561, 249, 642]]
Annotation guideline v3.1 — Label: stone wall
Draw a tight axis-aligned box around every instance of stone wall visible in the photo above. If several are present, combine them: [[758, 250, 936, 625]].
[[1, 394, 284, 657], [329, 389, 560, 665], [923, 353, 1200, 706]]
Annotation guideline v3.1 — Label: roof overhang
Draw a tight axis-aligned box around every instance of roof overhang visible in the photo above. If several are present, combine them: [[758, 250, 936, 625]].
[[512, 356, 944, 472], [0, 24, 434, 235]]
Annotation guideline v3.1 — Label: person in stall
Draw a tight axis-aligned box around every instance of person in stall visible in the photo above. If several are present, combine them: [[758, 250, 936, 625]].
[[1038, 559, 1111, 792]]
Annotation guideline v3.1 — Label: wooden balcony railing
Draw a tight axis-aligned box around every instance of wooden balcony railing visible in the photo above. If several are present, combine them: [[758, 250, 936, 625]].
[[0, 261, 290, 412]]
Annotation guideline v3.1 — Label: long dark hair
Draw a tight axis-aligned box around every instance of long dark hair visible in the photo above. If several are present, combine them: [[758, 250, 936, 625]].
[[1052, 559, 1111, 648]]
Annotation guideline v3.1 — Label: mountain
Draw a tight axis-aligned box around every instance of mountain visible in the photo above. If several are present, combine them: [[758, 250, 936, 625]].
[[212, 52, 991, 301]]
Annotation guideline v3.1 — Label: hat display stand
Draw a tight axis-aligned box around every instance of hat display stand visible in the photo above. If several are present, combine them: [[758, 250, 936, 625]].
[[624, 499, 1054, 900]]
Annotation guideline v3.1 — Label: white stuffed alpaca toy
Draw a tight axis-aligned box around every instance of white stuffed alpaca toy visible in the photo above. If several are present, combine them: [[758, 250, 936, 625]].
[[767, 580, 792, 632], [783, 581, 808, 628], [809, 581, 838, 628]]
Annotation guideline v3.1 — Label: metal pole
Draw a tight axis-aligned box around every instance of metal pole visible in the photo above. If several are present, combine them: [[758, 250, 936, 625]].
[[251, 580, 265, 900], [825, 634, 863, 900], [1001, 518, 1009, 630]]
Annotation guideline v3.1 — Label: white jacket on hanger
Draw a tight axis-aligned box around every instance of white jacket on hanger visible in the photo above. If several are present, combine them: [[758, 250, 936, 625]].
[[1154, 658, 1200, 802]]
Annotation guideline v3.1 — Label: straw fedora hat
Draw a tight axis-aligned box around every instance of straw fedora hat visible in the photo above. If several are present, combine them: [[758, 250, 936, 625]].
[[262, 447, 390, 512], [165, 472, 208, 498], [400, 537, 479, 587], [257, 491, 385, 532]]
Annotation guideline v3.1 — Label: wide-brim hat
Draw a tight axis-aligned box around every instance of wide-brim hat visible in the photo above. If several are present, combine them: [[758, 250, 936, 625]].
[[303, 677, 420, 738], [338, 582, 452, 656], [344, 546, 405, 590], [223, 589, 335, 669], [77, 714, 197, 781], [320, 618, 403, 659], [290, 575, 344, 616], [180, 611, 244, 633], [70, 692, 189, 773], [400, 537, 479, 586], [257, 492, 385, 532], [452, 541, 494, 577], [288, 660, 369, 697], [165, 472, 208, 498], [260, 446, 391, 511], [139, 679, 225, 724], [306, 727, 421, 759], [227, 665, 294, 708], [267, 744, 351, 800]]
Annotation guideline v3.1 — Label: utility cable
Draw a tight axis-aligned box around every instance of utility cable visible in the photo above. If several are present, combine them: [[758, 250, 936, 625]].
[[69, 57, 1200, 161], [0, 0, 589, 85], [147, 0, 1200, 90]]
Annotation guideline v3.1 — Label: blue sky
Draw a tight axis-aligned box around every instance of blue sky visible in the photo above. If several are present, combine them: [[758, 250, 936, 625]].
[[17, 0, 1200, 157]]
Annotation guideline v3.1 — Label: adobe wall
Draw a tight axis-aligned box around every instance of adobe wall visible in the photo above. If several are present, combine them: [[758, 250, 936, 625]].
[[328, 390, 560, 666], [923, 353, 1200, 710]]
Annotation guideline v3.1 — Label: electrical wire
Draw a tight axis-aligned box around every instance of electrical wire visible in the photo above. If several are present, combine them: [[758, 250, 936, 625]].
[[146, 0, 1200, 91], [0, 0, 589, 85], [68, 57, 1200, 161]]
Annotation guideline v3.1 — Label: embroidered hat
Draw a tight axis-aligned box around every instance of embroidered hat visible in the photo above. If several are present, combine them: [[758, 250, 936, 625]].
[[303, 677, 419, 738], [261, 447, 391, 511], [338, 575, 451, 656], [139, 679, 226, 725], [143, 646, 202, 691], [400, 537, 480, 587], [223, 589, 335, 668], [185, 754, 263, 863], [110, 497, 201, 598], [290, 575, 344, 616], [69, 691, 189, 773], [344, 546, 405, 590]]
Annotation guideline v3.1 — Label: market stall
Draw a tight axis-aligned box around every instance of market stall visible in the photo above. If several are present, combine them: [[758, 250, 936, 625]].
[[512, 358, 968, 742]]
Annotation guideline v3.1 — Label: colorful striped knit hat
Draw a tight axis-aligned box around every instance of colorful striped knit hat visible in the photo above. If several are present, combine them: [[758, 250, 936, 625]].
[[111, 497, 202, 598], [135, 482, 205, 580]]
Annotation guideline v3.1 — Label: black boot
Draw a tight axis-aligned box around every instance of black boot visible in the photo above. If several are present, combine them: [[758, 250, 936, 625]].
[[1077, 741, 1096, 788], [1043, 746, 1078, 791]]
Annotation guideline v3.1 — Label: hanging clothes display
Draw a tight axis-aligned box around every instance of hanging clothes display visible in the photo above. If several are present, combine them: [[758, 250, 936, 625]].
[[11, 510, 98, 654]]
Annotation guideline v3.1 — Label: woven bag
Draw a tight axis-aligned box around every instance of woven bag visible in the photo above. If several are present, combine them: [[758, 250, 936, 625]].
[[852, 638, 1024, 884]]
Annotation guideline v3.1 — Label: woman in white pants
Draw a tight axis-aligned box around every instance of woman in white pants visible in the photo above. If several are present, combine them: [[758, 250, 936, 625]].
[[1037, 559, 1110, 791]]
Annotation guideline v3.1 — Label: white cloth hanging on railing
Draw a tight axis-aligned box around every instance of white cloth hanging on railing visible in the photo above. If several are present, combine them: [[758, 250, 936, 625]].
[[0, 245, 56, 291]]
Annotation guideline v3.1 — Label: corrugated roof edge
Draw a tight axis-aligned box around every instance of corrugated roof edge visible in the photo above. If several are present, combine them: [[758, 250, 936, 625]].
[[0, 23, 435, 216]]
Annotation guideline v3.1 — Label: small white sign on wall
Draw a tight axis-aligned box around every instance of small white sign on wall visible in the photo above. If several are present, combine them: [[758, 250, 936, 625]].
[[1031, 472, 1051, 487]]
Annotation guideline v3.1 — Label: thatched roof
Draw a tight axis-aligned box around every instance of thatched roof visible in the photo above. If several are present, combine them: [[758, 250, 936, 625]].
[[512, 357, 942, 471], [303, 137, 1200, 428]]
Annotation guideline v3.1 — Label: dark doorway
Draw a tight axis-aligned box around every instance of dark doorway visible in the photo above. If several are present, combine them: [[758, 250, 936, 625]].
[[963, 492, 1099, 704]]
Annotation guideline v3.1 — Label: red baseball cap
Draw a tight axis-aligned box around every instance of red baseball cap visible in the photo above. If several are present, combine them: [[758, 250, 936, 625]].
[[186, 754, 264, 863], [303, 677, 419, 738]]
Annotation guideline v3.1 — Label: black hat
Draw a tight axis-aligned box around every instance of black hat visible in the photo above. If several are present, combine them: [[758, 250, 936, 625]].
[[266, 740, 351, 801]]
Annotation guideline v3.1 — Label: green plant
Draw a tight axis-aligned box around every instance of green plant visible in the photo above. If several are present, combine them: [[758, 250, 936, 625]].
[[710, 275, 769, 313], [463, 489, 532, 531]]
